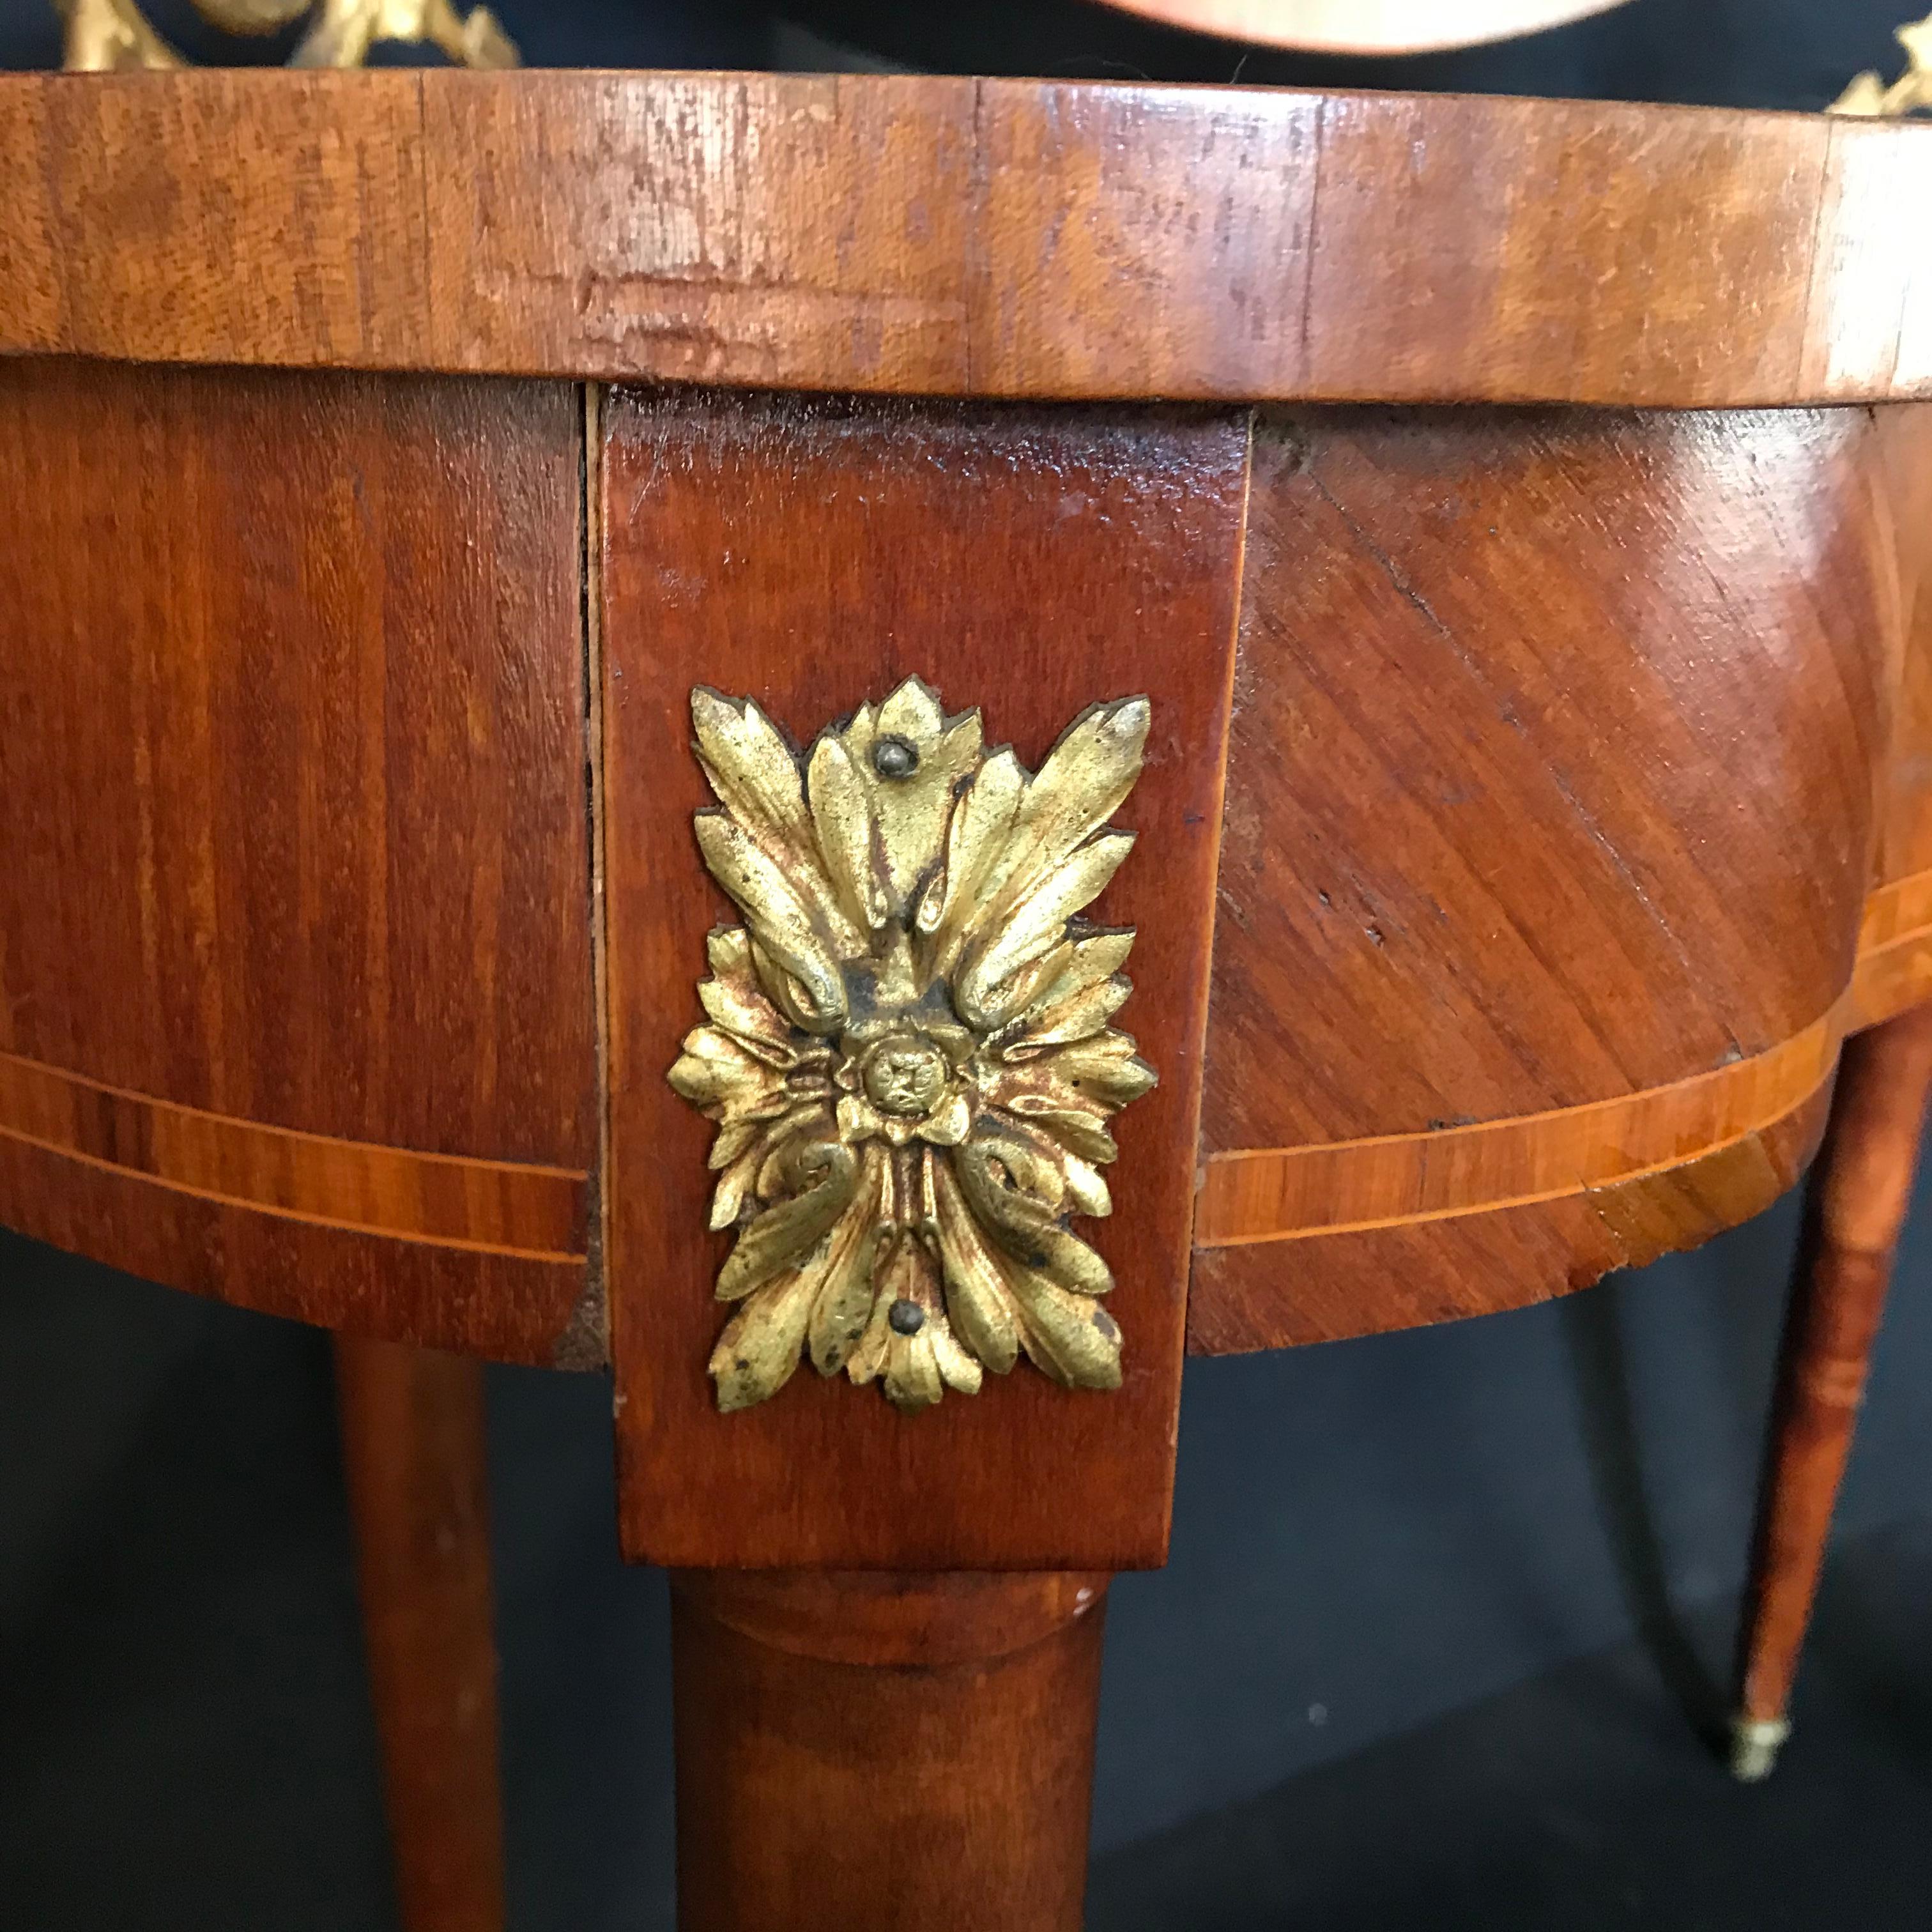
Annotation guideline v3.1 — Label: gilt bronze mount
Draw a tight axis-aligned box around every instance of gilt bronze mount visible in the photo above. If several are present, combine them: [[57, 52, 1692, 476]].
[[668, 680, 1156, 1414], [56, 0, 515, 72]]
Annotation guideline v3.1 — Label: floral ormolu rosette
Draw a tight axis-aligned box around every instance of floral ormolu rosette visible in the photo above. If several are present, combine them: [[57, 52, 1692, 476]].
[[668, 678, 1156, 1413]]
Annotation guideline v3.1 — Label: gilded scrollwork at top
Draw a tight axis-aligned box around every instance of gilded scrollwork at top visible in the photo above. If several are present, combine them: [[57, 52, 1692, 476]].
[[668, 679, 1156, 1415]]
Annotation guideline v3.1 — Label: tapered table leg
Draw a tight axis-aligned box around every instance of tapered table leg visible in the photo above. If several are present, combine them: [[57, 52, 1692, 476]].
[[1731, 1000, 1932, 1779], [671, 1569, 1109, 1931], [335, 1336, 507, 1930]]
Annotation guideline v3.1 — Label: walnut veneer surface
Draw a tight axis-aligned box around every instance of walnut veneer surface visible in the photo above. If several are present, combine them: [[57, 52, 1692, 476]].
[[4, 72, 1932, 1570]]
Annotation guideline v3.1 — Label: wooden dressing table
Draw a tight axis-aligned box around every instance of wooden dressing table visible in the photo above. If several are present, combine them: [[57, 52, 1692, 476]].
[[4, 70, 1931, 1929]]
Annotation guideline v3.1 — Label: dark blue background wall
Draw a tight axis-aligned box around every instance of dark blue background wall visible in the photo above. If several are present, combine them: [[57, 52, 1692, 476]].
[[2, 4, 1928, 1926]]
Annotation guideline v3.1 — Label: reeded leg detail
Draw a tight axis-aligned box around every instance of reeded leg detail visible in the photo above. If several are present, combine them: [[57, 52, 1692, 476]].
[[335, 1336, 506, 1930], [670, 1568, 1110, 1932], [1732, 1002, 1932, 1780]]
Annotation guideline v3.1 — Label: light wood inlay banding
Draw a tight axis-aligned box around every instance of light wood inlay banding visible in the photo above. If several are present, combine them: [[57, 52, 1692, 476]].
[[1857, 865, 1932, 957], [1195, 870, 1932, 1250], [0, 1046, 588, 1262]]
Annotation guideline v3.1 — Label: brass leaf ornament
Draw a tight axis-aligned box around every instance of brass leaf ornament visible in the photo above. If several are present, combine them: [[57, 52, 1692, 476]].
[[56, 0, 516, 71], [1830, 10, 1932, 115], [668, 680, 1156, 1416]]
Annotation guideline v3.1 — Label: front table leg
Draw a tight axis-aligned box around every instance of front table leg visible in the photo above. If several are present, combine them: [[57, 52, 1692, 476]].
[[671, 1570, 1109, 1931], [1731, 1000, 1932, 1779], [600, 395, 1241, 1928]]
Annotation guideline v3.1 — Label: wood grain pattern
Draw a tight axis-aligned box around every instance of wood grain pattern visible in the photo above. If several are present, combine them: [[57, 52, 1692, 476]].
[[1851, 865, 1932, 1027], [6, 74, 1932, 406], [3, 353, 1924, 1370], [0, 1046, 585, 1259], [1848, 931, 1932, 1032], [601, 390, 1246, 1570], [422, 73, 976, 393], [0, 358, 600, 1364], [1188, 406, 1901, 1353], [40, 72, 429, 370], [0, 1127, 594, 1361], [1869, 404, 1932, 892], [672, 1570, 1107, 1932], [337, 1338, 506, 1932], [1197, 1007, 1844, 1248], [0, 78, 62, 351], [1193, 857, 1932, 1254], [1736, 1001, 1932, 1734], [1802, 122, 1932, 402], [1297, 96, 1822, 407], [7, 98, 1924, 1923], [1191, 1091, 1834, 1355], [1859, 867, 1932, 958]]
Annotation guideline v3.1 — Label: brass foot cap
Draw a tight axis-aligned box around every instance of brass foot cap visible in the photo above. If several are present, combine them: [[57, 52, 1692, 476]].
[[1729, 1714, 1791, 1782]]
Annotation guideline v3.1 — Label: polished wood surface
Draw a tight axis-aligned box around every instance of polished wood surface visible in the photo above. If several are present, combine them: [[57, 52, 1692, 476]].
[[671, 1570, 1107, 1932], [337, 1337, 506, 1932], [6, 74, 1932, 406], [1, 353, 1928, 1383], [1186, 406, 1919, 1352], [0, 1046, 585, 1257], [4, 353, 1931, 1376], [0, 359, 601, 1365], [600, 391, 1245, 1570], [1852, 868, 1932, 1027], [1868, 402, 1932, 920], [1198, 1008, 1846, 1248], [1733, 1001, 1932, 1765], [9, 77, 1932, 1928]]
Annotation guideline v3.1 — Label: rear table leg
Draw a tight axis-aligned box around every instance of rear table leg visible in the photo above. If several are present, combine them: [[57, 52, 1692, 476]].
[[335, 1335, 506, 1929], [1731, 1001, 1932, 1779]]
